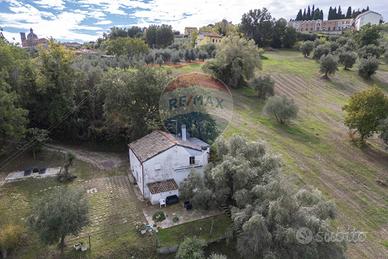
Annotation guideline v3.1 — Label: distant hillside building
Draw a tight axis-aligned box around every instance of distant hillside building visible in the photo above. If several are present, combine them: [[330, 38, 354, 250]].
[[195, 32, 223, 47], [354, 11, 383, 30], [288, 10, 382, 34], [184, 27, 198, 36], [20, 28, 48, 49]]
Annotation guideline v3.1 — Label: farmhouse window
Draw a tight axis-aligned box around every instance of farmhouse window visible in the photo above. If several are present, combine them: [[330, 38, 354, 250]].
[[189, 156, 195, 165]]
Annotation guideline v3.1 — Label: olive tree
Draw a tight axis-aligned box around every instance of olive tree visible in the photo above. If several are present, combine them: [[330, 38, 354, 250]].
[[250, 75, 275, 99], [300, 41, 314, 58], [203, 35, 261, 88], [313, 44, 330, 60], [338, 51, 357, 70], [206, 136, 345, 259], [320, 54, 338, 79], [28, 188, 89, 256], [358, 57, 379, 79], [264, 95, 298, 124]]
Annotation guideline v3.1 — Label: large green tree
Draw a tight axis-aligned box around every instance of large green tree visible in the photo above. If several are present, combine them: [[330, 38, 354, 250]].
[[343, 87, 388, 142], [33, 40, 76, 136], [0, 39, 29, 155], [103, 37, 149, 57], [240, 8, 274, 47], [99, 67, 169, 142], [203, 35, 261, 88], [145, 24, 174, 48], [28, 187, 89, 255]]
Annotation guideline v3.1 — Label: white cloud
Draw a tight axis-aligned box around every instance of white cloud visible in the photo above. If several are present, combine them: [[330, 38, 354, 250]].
[[96, 20, 112, 25], [0, 2, 103, 42], [34, 0, 65, 10]]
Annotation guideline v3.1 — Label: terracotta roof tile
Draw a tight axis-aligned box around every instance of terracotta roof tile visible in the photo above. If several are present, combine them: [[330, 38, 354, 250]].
[[129, 130, 208, 163], [147, 179, 178, 194]]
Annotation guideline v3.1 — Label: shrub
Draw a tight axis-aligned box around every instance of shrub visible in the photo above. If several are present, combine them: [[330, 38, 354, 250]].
[[313, 44, 330, 60], [152, 211, 166, 222], [358, 57, 379, 79], [198, 51, 208, 61], [264, 95, 298, 124], [339, 51, 357, 70], [171, 52, 181, 64], [250, 75, 275, 99], [300, 41, 314, 58], [172, 216, 180, 223], [176, 237, 206, 259], [0, 224, 25, 258], [156, 56, 164, 66], [320, 54, 338, 78]]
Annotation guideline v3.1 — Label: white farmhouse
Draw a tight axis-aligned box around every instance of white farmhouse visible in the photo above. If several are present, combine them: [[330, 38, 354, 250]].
[[128, 125, 209, 205], [354, 11, 383, 30]]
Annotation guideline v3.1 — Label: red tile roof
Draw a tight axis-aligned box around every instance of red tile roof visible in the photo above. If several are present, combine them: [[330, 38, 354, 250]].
[[147, 179, 178, 194]]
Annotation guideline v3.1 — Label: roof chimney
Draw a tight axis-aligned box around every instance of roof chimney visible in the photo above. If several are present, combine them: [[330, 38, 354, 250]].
[[181, 124, 187, 141]]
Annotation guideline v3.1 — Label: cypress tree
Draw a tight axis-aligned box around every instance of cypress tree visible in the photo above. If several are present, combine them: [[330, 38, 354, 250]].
[[338, 6, 343, 19], [328, 7, 332, 20], [296, 9, 303, 21], [346, 7, 352, 18], [307, 6, 311, 20], [303, 9, 306, 20], [320, 10, 324, 20]]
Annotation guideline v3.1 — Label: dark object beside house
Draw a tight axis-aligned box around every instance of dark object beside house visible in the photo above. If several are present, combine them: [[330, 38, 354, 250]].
[[32, 168, 39, 173], [184, 201, 192, 210], [39, 168, 47, 174], [166, 195, 179, 205]]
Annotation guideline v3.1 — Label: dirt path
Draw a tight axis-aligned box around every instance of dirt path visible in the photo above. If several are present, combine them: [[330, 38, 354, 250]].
[[45, 144, 126, 170]]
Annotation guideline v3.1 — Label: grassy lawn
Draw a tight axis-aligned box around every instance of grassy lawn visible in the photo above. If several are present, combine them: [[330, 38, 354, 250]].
[[0, 150, 155, 258], [156, 214, 231, 248]]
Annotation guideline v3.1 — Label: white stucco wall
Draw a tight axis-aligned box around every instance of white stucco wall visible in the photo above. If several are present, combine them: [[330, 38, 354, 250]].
[[129, 148, 143, 193], [142, 145, 209, 199], [129, 144, 209, 200], [355, 12, 382, 30]]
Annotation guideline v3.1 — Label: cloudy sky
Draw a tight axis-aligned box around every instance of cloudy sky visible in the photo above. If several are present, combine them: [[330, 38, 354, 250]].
[[0, 0, 386, 43]]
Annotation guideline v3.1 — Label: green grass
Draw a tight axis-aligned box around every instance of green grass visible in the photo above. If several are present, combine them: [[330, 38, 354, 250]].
[[221, 49, 388, 258], [157, 214, 231, 248]]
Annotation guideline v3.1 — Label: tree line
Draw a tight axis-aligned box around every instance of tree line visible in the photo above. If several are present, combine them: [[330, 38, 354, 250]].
[[295, 5, 371, 21]]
